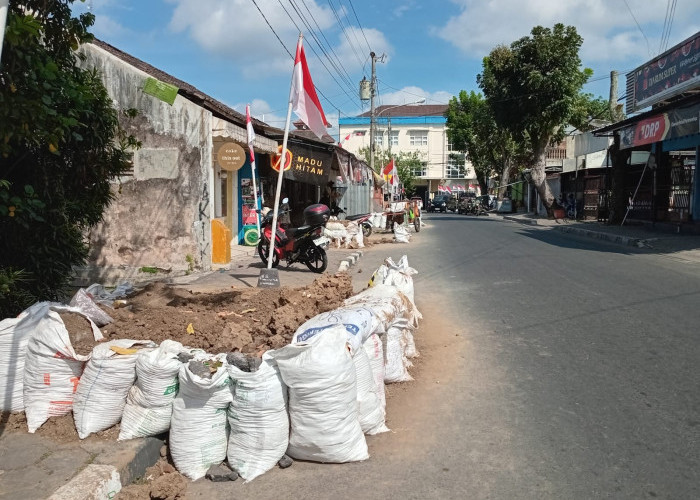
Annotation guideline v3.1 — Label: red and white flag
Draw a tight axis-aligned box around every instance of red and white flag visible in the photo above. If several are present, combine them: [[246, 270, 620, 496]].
[[443, 185, 452, 194], [338, 133, 351, 148], [382, 159, 397, 185], [290, 37, 330, 140], [245, 104, 255, 162]]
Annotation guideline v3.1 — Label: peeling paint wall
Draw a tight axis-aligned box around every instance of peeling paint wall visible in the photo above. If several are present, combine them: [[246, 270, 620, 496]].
[[77, 44, 213, 284]]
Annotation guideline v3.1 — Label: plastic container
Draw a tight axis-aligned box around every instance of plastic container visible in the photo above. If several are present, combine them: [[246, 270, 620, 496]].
[[304, 204, 330, 226]]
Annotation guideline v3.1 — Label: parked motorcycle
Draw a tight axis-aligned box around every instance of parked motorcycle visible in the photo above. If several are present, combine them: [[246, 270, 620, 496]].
[[257, 202, 331, 273]]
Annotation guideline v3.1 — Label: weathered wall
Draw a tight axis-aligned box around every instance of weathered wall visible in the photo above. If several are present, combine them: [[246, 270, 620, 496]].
[[77, 44, 213, 285]]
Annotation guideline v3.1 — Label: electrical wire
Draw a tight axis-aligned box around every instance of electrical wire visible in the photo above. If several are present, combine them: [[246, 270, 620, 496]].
[[659, 0, 672, 53], [623, 0, 651, 57], [294, 0, 357, 92], [249, 0, 347, 117], [346, 0, 372, 54], [327, 0, 366, 70]]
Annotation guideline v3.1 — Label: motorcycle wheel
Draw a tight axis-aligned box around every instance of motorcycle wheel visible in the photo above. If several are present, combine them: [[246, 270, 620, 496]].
[[257, 240, 280, 268], [414, 216, 420, 232], [305, 245, 327, 273], [362, 223, 372, 238]]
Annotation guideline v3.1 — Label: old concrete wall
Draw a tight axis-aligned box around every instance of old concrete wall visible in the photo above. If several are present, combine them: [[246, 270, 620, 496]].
[[77, 44, 213, 285]]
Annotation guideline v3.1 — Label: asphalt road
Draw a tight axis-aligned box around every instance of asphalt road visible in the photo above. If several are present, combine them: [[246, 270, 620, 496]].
[[188, 213, 700, 500]]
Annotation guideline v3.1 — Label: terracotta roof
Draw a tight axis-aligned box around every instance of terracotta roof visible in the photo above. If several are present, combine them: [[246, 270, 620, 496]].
[[90, 39, 277, 136], [358, 103, 448, 118]]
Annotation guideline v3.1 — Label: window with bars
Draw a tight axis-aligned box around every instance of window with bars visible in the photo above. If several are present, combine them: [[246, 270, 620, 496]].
[[446, 154, 466, 179], [410, 164, 427, 177], [409, 131, 428, 146], [374, 132, 384, 147], [389, 131, 399, 147]]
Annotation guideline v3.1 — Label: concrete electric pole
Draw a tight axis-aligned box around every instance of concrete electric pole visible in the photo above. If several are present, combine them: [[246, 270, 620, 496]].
[[369, 52, 377, 175]]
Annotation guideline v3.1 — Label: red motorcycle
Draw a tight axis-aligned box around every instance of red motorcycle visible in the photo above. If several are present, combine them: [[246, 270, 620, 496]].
[[257, 203, 331, 273]]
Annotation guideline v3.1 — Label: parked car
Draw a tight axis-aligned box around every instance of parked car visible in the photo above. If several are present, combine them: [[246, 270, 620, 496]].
[[428, 195, 449, 212]]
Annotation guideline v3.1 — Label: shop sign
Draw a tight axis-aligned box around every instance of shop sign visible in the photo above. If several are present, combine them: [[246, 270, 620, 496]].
[[217, 142, 246, 171], [270, 145, 293, 172], [620, 101, 700, 149], [278, 143, 332, 184], [627, 32, 700, 112]]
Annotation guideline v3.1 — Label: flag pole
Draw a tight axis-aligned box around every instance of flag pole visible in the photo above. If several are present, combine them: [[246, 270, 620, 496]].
[[246, 104, 261, 241], [267, 34, 302, 270]]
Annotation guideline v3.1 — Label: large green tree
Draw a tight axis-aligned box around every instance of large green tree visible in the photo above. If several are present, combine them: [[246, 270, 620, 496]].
[[0, 1, 138, 317], [445, 90, 529, 198], [477, 24, 591, 214]]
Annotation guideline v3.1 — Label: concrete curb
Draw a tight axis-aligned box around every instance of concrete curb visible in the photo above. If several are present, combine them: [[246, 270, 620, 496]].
[[554, 225, 641, 247], [502, 215, 538, 225], [337, 251, 363, 273], [46, 436, 164, 500]]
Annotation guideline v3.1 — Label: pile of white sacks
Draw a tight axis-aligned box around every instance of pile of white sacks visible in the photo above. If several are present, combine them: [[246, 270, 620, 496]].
[[0, 256, 421, 482], [323, 219, 364, 248]]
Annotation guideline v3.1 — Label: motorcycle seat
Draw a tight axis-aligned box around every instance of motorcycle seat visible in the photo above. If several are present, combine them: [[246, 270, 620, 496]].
[[345, 213, 370, 221], [285, 225, 312, 238]]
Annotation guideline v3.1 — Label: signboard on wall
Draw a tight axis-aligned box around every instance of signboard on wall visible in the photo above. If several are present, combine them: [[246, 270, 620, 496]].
[[271, 142, 333, 184], [619, 101, 700, 149], [217, 142, 246, 171], [626, 32, 700, 113]]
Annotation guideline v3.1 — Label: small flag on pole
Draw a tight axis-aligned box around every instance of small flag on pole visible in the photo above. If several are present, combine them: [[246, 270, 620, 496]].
[[338, 133, 351, 148], [290, 38, 330, 139]]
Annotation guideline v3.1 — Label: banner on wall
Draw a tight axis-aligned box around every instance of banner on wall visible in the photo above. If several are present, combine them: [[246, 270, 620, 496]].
[[619, 101, 700, 150], [271, 142, 333, 185]]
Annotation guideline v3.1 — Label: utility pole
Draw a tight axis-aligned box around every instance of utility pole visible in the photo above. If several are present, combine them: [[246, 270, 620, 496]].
[[369, 52, 377, 175], [610, 71, 621, 122]]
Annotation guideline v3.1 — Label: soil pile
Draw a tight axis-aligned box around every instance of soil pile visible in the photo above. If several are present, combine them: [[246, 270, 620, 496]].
[[101, 273, 353, 355]]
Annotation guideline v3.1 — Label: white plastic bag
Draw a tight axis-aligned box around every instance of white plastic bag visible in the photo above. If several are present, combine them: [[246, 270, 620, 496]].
[[118, 340, 185, 441], [69, 288, 113, 327], [353, 347, 389, 435], [170, 354, 232, 480], [344, 285, 411, 334], [292, 306, 376, 355], [0, 302, 56, 413], [226, 352, 289, 481], [74, 339, 155, 439], [271, 325, 368, 463], [23, 306, 103, 433], [403, 327, 419, 359], [363, 333, 386, 413], [384, 323, 413, 383], [393, 225, 410, 243]]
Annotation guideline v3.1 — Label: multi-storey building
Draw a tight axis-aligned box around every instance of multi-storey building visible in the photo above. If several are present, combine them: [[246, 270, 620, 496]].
[[338, 104, 477, 202]]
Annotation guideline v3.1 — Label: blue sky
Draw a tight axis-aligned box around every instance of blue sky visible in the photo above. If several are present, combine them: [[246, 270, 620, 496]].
[[73, 0, 700, 135]]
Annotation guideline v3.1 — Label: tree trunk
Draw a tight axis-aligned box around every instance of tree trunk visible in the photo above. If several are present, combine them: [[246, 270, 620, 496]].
[[497, 161, 511, 200], [530, 149, 555, 216]]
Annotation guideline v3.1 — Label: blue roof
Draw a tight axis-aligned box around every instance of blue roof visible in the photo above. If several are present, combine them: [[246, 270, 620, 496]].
[[339, 116, 446, 126]]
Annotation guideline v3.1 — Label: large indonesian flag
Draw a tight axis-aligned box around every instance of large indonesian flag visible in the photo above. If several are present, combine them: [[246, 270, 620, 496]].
[[291, 37, 330, 140]]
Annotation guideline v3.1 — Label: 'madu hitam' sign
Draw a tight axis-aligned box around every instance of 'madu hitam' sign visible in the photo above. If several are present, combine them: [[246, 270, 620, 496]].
[[271, 142, 332, 184], [619, 101, 700, 150]]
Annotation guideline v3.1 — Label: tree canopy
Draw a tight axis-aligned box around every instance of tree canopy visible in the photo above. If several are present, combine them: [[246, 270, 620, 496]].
[[0, 0, 138, 317], [477, 24, 591, 211]]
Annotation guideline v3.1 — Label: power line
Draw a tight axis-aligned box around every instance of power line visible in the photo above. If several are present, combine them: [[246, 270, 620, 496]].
[[327, 0, 365, 70], [249, 0, 347, 117], [346, 0, 372, 54], [660, 0, 678, 52], [623, 0, 651, 57], [292, 0, 357, 93], [659, 0, 672, 53]]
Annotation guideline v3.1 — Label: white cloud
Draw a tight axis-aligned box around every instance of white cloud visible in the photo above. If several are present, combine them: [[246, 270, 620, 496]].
[[377, 86, 452, 106], [434, 0, 700, 68], [166, 0, 339, 76]]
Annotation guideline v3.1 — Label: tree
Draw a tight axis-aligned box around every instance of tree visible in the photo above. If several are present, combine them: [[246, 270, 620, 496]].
[[477, 24, 591, 214], [445, 90, 529, 199], [0, 1, 138, 317], [395, 151, 422, 197]]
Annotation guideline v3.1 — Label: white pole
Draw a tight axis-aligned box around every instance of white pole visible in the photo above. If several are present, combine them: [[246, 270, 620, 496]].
[[267, 102, 293, 269], [0, 0, 9, 66], [246, 104, 262, 241], [267, 34, 301, 269]]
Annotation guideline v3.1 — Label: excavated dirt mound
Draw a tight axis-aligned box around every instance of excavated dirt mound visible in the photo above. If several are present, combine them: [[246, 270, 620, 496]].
[[101, 273, 353, 355], [116, 457, 187, 500]]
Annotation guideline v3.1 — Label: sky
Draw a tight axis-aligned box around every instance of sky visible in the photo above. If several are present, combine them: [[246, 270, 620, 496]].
[[72, 0, 700, 138]]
